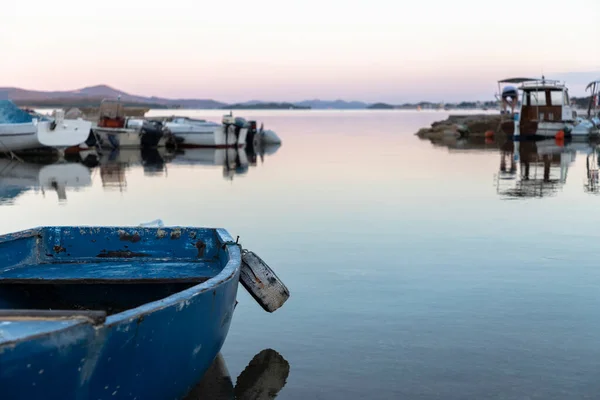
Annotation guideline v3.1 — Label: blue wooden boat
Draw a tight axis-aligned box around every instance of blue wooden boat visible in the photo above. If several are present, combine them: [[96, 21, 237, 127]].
[[0, 226, 289, 399]]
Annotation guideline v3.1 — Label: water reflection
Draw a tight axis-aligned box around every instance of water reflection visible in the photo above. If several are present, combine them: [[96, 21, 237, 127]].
[[584, 147, 600, 194], [495, 140, 576, 199], [170, 148, 250, 180], [0, 158, 91, 204], [185, 349, 290, 400], [0, 144, 281, 203]]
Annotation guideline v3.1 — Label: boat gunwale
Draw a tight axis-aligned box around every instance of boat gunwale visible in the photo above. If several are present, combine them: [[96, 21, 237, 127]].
[[0, 226, 241, 332]]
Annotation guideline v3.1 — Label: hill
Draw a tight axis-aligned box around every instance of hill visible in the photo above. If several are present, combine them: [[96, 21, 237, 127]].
[[0, 85, 227, 109]]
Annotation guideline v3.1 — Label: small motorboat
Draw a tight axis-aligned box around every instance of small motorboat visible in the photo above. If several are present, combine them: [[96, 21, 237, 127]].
[[0, 226, 289, 399], [160, 114, 248, 148]]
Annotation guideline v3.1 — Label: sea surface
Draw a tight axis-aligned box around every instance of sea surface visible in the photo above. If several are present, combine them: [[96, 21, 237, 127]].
[[2, 110, 600, 399]]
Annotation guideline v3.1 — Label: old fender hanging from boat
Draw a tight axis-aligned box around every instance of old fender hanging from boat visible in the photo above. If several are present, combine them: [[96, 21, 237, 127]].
[[240, 249, 290, 313]]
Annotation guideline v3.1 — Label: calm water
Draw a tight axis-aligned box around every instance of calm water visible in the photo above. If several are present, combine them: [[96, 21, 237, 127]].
[[2, 110, 600, 399]]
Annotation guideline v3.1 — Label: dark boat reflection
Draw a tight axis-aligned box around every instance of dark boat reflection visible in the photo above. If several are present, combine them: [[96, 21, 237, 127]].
[[246, 143, 281, 166], [585, 145, 600, 194], [81, 148, 172, 191], [0, 143, 280, 201], [495, 139, 581, 199], [0, 157, 92, 204], [185, 349, 290, 400]]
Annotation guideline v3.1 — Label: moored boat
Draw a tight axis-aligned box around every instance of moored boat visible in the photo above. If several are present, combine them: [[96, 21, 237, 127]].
[[161, 114, 248, 148], [0, 225, 289, 400], [496, 77, 597, 139], [91, 99, 168, 149], [0, 101, 92, 153]]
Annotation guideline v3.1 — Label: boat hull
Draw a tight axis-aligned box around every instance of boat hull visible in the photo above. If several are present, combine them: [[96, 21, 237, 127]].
[[0, 277, 239, 399], [0, 227, 241, 400], [37, 119, 92, 149], [0, 120, 92, 152], [93, 127, 166, 149], [168, 125, 248, 148], [0, 123, 40, 151]]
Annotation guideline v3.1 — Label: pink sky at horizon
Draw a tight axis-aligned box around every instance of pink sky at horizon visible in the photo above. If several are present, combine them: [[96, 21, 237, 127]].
[[1, 0, 599, 103]]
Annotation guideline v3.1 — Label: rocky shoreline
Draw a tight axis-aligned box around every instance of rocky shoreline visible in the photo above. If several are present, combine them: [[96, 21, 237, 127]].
[[415, 114, 508, 140]]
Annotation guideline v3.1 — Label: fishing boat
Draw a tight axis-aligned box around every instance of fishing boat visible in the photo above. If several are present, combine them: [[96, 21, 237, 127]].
[[159, 114, 248, 148], [0, 101, 92, 153], [0, 225, 289, 399], [496, 77, 596, 139], [90, 99, 168, 149]]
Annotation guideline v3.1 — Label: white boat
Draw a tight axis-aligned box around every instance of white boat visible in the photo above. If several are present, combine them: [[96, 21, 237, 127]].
[[0, 101, 92, 153], [161, 115, 248, 148]]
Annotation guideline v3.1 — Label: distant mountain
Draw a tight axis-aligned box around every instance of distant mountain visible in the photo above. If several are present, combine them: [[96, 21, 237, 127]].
[[225, 102, 310, 110], [294, 99, 368, 109], [0, 84, 227, 109]]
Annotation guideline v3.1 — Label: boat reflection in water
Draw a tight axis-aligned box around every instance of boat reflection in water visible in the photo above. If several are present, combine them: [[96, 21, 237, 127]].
[[495, 140, 577, 199], [0, 143, 280, 201], [86, 148, 172, 191], [246, 142, 282, 167], [0, 158, 92, 204], [170, 148, 250, 180], [185, 349, 290, 400], [584, 145, 600, 194]]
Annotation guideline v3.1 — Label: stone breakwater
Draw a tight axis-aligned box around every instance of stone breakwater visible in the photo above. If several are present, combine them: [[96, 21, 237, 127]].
[[415, 114, 507, 140]]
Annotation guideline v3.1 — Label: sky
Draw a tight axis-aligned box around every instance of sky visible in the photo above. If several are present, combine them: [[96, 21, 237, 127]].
[[1, 0, 599, 103]]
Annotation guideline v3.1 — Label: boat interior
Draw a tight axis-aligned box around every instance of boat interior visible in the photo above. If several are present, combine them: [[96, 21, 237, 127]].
[[98, 101, 127, 128], [0, 227, 227, 317]]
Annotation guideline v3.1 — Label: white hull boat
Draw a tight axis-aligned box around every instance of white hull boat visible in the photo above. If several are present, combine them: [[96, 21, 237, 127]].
[[0, 101, 92, 153], [163, 116, 248, 148]]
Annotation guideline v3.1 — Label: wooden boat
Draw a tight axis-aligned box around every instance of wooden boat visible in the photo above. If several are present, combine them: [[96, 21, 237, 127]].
[[0, 101, 91, 153], [0, 226, 289, 399]]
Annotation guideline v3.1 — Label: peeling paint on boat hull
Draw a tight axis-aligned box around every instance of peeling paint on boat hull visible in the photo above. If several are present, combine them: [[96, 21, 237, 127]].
[[0, 226, 241, 400]]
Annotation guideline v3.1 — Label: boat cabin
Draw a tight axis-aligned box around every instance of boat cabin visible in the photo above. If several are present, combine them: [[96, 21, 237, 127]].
[[98, 99, 126, 129], [518, 79, 574, 129]]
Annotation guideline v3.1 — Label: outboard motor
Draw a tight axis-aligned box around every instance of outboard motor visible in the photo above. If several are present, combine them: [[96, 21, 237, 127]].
[[246, 120, 258, 148], [233, 117, 247, 144], [140, 120, 165, 148]]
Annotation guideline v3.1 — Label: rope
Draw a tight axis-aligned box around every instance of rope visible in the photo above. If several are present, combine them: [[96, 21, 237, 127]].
[[0, 137, 24, 163]]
